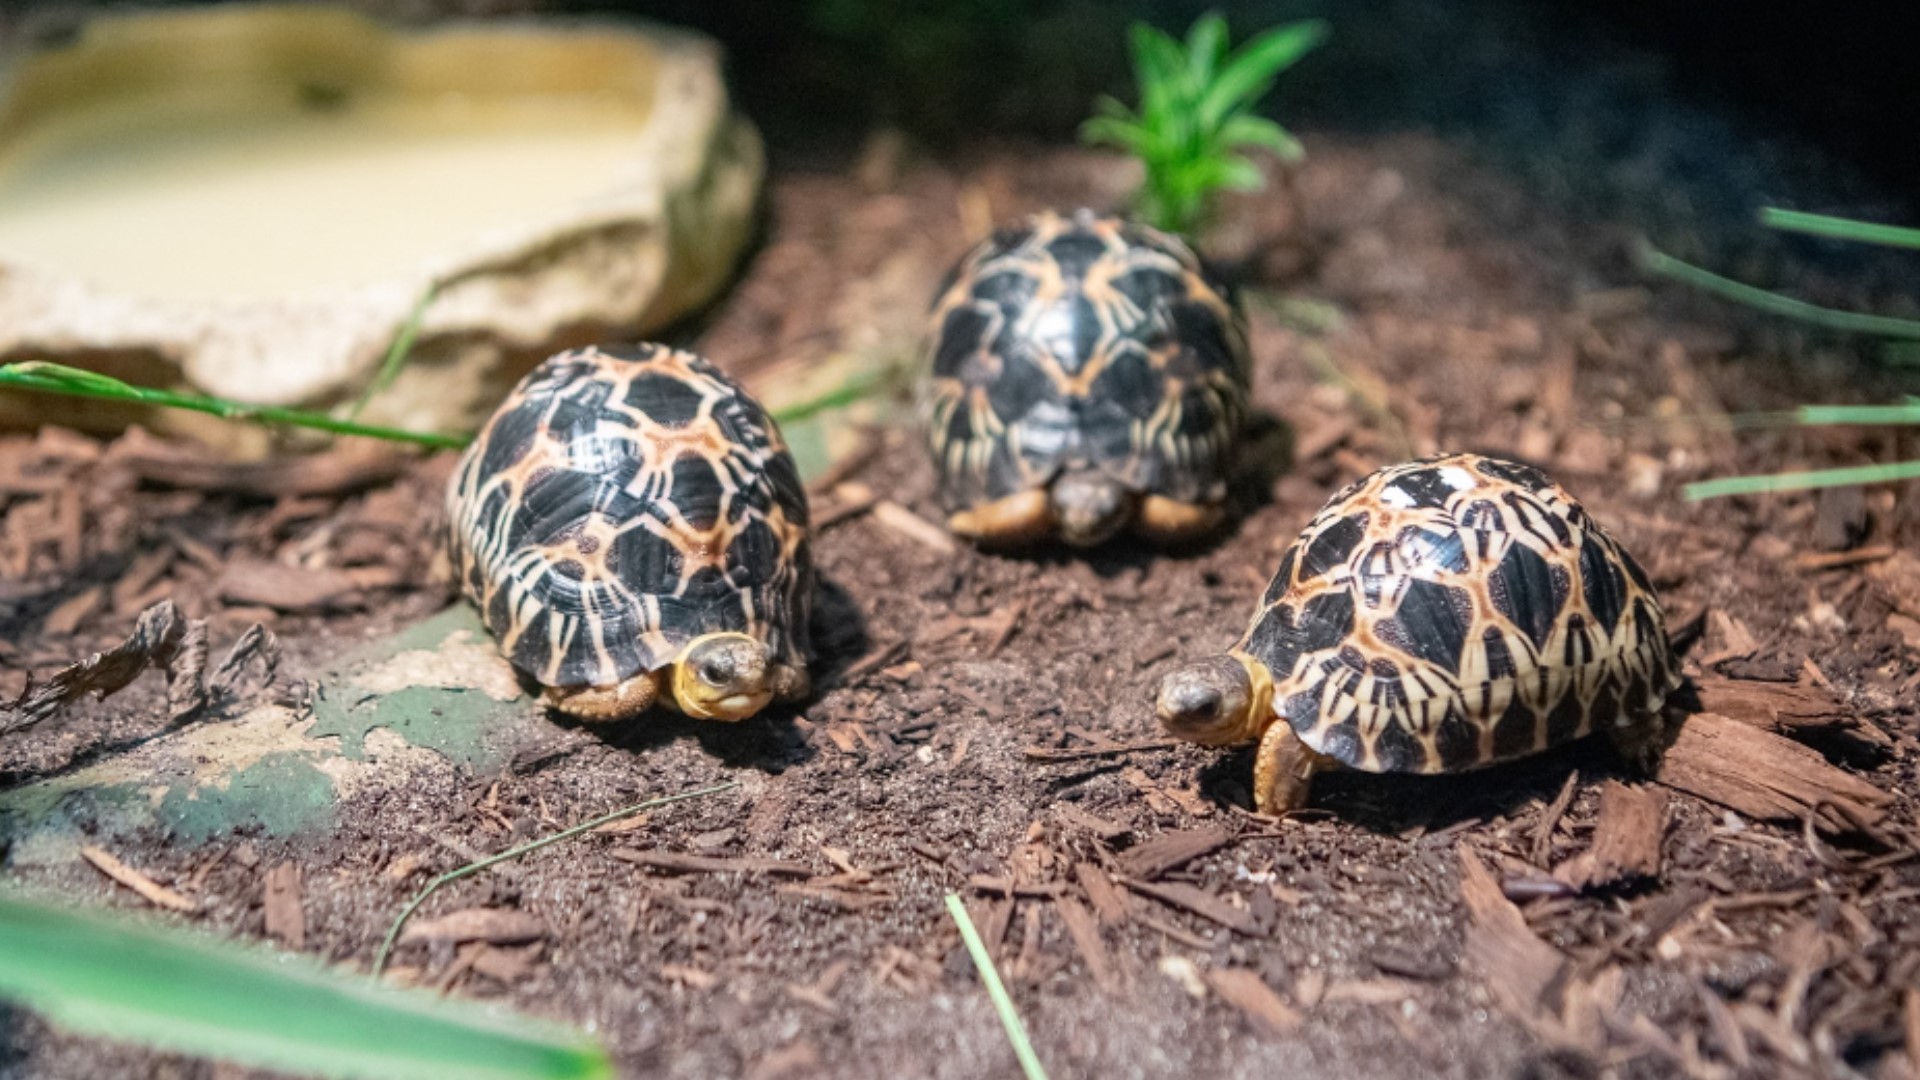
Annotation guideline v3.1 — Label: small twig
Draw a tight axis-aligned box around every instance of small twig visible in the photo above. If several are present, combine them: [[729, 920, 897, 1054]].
[[944, 893, 1050, 1080], [373, 781, 738, 978], [1022, 740, 1178, 762]]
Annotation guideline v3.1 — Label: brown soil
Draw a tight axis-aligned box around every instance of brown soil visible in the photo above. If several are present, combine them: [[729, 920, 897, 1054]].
[[4, 59, 1919, 1080]]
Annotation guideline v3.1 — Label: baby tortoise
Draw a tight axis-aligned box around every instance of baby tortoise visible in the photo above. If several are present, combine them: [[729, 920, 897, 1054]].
[[1156, 453, 1681, 814], [923, 208, 1250, 546], [448, 344, 812, 723]]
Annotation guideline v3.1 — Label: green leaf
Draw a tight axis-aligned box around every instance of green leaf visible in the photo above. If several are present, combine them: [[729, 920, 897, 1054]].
[[1079, 113, 1150, 153], [1219, 113, 1304, 160], [1184, 12, 1229, 87], [0, 891, 611, 1080], [1198, 19, 1329, 132]]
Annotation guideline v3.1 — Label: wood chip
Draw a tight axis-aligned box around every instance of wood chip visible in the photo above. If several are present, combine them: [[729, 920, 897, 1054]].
[[1120, 877, 1260, 936], [215, 560, 377, 614], [1321, 978, 1422, 1006], [1529, 771, 1579, 867], [110, 432, 408, 498], [1693, 675, 1891, 752], [1075, 862, 1130, 924], [611, 849, 813, 877], [1794, 544, 1895, 571], [42, 585, 105, 636], [262, 861, 304, 950], [1459, 848, 1564, 1021], [472, 942, 544, 984], [868, 500, 955, 554], [1054, 804, 1131, 843], [80, 846, 197, 913], [660, 964, 719, 990], [1054, 897, 1115, 989], [399, 907, 546, 946], [1553, 781, 1666, 891], [1659, 711, 1893, 834], [1904, 987, 1920, 1076], [1117, 827, 1233, 880], [1205, 968, 1301, 1036], [1022, 739, 1178, 762]]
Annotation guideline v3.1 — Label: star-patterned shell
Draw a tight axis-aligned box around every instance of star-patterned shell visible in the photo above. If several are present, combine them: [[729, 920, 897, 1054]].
[[447, 344, 812, 692], [922, 208, 1250, 512], [1237, 454, 1678, 774]]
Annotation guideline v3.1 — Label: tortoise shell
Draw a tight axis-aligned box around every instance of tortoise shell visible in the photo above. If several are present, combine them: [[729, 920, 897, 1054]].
[[922, 208, 1250, 514], [447, 344, 812, 692], [1237, 453, 1678, 774]]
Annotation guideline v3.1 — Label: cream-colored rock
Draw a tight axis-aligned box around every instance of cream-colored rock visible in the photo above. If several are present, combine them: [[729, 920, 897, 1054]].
[[0, 4, 762, 455]]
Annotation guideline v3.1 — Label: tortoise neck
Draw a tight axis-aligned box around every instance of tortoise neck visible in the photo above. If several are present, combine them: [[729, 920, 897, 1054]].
[[1231, 650, 1276, 741]]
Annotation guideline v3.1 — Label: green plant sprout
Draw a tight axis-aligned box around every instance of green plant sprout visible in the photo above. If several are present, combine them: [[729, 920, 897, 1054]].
[[1081, 12, 1327, 235], [0, 890, 610, 1080], [0, 359, 895, 455], [944, 893, 1049, 1080], [1640, 208, 1920, 499], [0, 362, 471, 450]]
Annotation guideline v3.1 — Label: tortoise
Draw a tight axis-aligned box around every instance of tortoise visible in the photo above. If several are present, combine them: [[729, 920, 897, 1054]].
[[922, 208, 1251, 546], [447, 343, 812, 723], [1154, 453, 1681, 814]]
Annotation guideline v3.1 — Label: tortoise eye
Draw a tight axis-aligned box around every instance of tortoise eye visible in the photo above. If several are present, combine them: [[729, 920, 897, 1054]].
[[698, 656, 733, 686]]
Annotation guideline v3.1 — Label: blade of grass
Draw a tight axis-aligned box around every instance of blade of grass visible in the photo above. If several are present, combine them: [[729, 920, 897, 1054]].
[[374, 781, 738, 978], [347, 282, 440, 420], [1795, 403, 1920, 426], [0, 362, 469, 450], [0, 890, 610, 1080], [1760, 208, 1920, 250], [1637, 243, 1920, 339], [944, 893, 1049, 1080], [1684, 459, 1920, 501]]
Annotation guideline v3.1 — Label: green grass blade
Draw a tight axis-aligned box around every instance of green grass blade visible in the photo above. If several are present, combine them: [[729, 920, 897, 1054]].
[[1638, 243, 1920, 339], [0, 891, 610, 1080], [1760, 208, 1920, 250], [1184, 12, 1228, 86], [347, 282, 440, 420], [1684, 459, 1920, 500], [1197, 19, 1328, 132], [1796, 403, 1920, 426], [0, 361, 470, 450], [945, 894, 1049, 1080]]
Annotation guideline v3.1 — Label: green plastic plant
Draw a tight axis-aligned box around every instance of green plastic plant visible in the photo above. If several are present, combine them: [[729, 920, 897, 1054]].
[[1640, 208, 1920, 499], [1081, 12, 1328, 235], [0, 890, 610, 1079]]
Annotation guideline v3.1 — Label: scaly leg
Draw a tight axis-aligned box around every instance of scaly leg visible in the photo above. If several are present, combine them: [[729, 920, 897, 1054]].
[[947, 490, 1054, 545], [770, 663, 812, 703], [544, 671, 662, 721], [1253, 720, 1334, 815], [1133, 495, 1224, 545]]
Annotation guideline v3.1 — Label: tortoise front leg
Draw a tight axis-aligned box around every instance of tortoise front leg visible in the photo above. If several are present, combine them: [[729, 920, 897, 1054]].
[[544, 672, 662, 721], [1252, 721, 1334, 815], [770, 663, 811, 704]]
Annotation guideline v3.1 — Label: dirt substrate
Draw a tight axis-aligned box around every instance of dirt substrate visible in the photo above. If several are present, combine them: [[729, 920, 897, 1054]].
[[4, 77, 1920, 1080]]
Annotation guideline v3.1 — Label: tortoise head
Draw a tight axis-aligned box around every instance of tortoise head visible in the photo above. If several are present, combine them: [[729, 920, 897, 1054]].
[[1155, 653, 1273, 746], [1050, 470, 1135, 547], [671, 633, 774, 721]]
